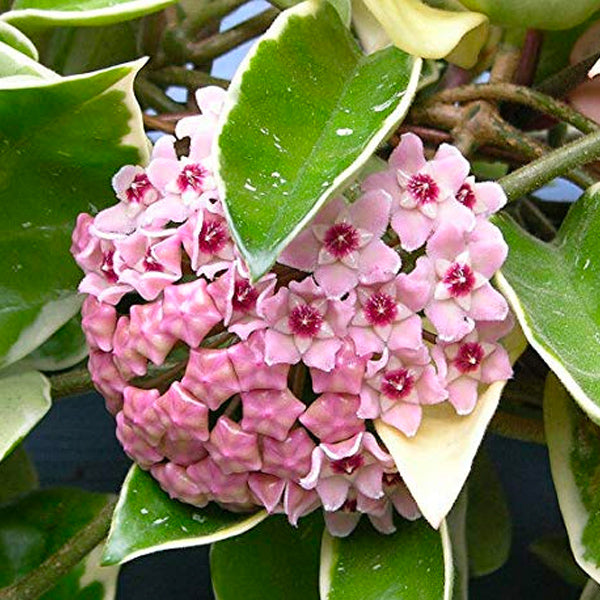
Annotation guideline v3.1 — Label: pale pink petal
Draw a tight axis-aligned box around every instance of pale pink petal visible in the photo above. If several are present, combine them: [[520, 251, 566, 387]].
[[389, 132, 426, 174], [315, 262, 357, 297], [468, 285, 509, 322], [354, 464, 385, 499], [357, 240, 401, 285], [316, 476, 351, 511], [302, 337, 342, 371], [387, 314, 423, 351], [481, 347, 512, 383], [396, 256, 434, 311], [324, 511, 361, 537], [447, 377, 479, 415], [348, 189, 391, 236], [264, 330, 302, 365], [382, 402, 423, 437], [426, 299, 474, 342], [391, 207, 433, 251], [248, 474, 285, 513]]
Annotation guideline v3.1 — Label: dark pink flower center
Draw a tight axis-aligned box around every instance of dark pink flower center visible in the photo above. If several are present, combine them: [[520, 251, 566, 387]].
[[323, 222, 360, 259], [331, 454, 364, 475], [443, 262, 475, 297], [342, 498, 357, 512], [381, 368, 415, 400], [177, 164, 208, 193], [143, 250, 163, 272], [383, 472, 402, 486], [100, 251, 118, 283], [454, 342, 484, 373], [125, 173, 153, 204], [232, 280, 258, 312], [288, 304, 323, 337], [364, 292, 398, 326], [407, 173, 439, 204], [197, 218, 228, 254], [456, 182, 476, 209]]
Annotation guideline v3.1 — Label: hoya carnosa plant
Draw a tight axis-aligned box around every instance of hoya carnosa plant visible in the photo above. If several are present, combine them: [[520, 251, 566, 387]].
[[71, 83, 514, 539]]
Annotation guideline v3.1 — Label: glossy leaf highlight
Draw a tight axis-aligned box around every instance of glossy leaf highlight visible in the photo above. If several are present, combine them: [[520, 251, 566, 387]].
[[216, 0, 421, 279], [103, 466, 267, 565]]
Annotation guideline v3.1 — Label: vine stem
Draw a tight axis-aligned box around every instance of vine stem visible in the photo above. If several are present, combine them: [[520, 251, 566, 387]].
[[428, 83, 599, 134], [48, 365, 94, 399], [0, 498, 116, 600], [499, 129, 600, 201]]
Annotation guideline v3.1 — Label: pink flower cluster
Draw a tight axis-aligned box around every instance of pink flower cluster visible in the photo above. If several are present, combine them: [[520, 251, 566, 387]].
[[72, 87, 513, 537]]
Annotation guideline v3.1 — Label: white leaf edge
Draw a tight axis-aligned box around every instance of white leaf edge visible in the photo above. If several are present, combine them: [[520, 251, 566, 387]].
[[319, 518, 455, 599], [2, 0, 175, 29], [0, 370, 51, 461], [375, 324, 527, 529], [496, 268, 600, 425], [544, 372, 600, 585], [0, 58, 150, 369], [103, 466, 269, 565], [214, 0, 422, 279], [0, 21, 38, 60]]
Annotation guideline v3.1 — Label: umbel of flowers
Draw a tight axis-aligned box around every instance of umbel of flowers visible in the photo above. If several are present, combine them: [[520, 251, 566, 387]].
[[72, 86, 513, 537]]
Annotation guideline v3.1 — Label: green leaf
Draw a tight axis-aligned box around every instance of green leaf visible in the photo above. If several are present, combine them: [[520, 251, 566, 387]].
[[41, 545, 119, 600], [13, 314, 87, 372], [0, 446, 38, 505], [460, 0, 600, 29], [102, 466, 268, 565], [320, 517, 454, 600], [210, 513, 322, 600], [467, 450, 511, 577], [0, 38, 56, 79], [0, 21, 38, 59], [2, 0, 176, 31], [495, 184, 600, 424], [0, 370, 51, 462], [530, 533, 588, 588], [0, 488, 114, 595], [545, 372, 600, 583], [582, 580, 600, 600], [0, 59, 149, 370], [447, 491, 468, 600], [376, 324, 526, 528], [41, 21, 139, 76], [216, 0, 421, 279]]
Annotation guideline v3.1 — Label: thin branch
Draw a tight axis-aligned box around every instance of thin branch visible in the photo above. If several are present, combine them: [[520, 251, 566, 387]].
[[49, 364, 94, 399], [135, 77, 183, 114], [0, 498, 116, 600], [143, 113, 176, 133], [179, 8, 278, 65], [499, 129, 600, 201], [149, 67, 229, 90], [182, 0, 248, 34], [428, 83, 599, 134]]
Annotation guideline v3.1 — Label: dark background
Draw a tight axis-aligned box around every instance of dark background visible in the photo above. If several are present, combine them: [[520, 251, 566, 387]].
[[25, 391, 579, 600]]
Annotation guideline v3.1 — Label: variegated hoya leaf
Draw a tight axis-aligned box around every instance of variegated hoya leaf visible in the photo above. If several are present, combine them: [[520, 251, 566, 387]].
[[103, 466, 267, 565], [216, 0, 421, 279], [0, 58, 149, 370]]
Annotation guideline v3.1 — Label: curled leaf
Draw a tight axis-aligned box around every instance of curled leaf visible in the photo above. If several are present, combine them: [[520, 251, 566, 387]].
[[353, 0, 489, 69]]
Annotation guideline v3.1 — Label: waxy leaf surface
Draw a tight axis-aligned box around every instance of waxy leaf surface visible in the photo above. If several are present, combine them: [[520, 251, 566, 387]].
[[0, 445, 38, 505], [545, 372, 600, 584], [216, 0, 421, 279], [496, 185, 600, 424], [320, 517, 453, 600], [466, 450, 511, 576], [0, 370, 50, 461], [0, 488, 116, 598], [0, 59, 148, 369], [211, 514, 322, 600], [103, 466, 267, 565], [3, 0, 176, 31]]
